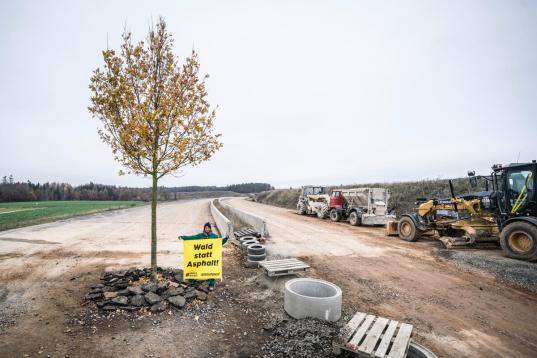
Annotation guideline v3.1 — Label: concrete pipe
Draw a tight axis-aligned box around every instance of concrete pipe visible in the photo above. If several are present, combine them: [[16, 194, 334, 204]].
[[284, 278, 342, 322]]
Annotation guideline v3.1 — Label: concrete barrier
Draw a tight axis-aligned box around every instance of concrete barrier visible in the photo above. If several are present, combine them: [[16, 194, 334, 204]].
[[210, 199, 234, 238], [284, 278, 342, 322], [220, 199, 270, 237]]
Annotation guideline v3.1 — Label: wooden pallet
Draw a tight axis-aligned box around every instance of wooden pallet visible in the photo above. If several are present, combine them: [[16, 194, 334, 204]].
[[234, 227, 260, 238], [259, 258, 310, 277], [333, 312, 413, 358]]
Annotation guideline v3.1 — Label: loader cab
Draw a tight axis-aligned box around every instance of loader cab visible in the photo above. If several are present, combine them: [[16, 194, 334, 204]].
[[302, 186, 325, 196], [492, 162, 537, 218], [330, 190, 346, 208]]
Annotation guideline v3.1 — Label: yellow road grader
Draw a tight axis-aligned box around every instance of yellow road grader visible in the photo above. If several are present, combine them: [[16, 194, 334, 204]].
[[391, 161, 537, 261]]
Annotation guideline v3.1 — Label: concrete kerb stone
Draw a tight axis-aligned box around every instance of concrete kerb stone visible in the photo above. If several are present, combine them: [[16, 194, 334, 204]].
[[284, 278, 342, 322], [219, 199, 270, 237], [210, 199, 234, 238]]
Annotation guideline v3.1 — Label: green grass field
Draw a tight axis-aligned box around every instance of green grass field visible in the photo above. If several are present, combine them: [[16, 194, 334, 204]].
[[0, 201, 144, 231]]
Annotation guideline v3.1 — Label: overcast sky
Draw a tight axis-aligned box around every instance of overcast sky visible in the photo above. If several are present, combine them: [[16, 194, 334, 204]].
[[1, 0, 536, 188]]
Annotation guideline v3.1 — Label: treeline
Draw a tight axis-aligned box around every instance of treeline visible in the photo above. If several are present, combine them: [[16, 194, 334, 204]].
[[0, 178, 273, 203], [165, 183, 273, 194]]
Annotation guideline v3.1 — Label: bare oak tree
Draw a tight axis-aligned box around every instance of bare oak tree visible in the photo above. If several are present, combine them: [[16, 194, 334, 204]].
[[89, 17, 222, 278]]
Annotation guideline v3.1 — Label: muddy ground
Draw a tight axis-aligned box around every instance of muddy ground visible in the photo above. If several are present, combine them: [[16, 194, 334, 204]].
[[1, 198, 536, 357]]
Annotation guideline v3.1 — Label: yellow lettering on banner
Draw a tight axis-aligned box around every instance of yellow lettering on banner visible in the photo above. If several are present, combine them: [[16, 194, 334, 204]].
[[183, 238, 222, 280]]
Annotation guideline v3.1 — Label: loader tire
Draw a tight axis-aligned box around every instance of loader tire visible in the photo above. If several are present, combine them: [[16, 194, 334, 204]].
[[349, 211, 362, 226], [500, 222, 537, 261], [317, 204, 329, 219], [297, 202, 307, 215], [330, 209, 341, 222], [397, 216, 421, 242]]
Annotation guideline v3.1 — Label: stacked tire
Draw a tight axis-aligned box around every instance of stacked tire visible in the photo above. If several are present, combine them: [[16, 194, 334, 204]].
[[238, 235, 267, 268], [246, 243, 266, 268]]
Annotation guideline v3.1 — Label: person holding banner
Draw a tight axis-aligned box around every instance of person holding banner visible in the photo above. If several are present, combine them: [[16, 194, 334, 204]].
[[178, 222, 228, 290]]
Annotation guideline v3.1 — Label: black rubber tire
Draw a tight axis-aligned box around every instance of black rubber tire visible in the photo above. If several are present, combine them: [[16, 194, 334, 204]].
[[349, 211, 362, 226], [241, 240, 258, 252], [330, 209, 341, 222], [239, 236, 256, 244], [297, 202, 307, 215], [317, 204, 329, 219], [500, 221, 537, 261], [397, 216, 422, 242], [248, 253, 267, 261], [247, 244, 266, 255], [246, 258, 265, 268]]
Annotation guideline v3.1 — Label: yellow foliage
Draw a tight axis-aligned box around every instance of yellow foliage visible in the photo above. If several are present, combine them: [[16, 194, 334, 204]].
[[88, 17, 222, 179]]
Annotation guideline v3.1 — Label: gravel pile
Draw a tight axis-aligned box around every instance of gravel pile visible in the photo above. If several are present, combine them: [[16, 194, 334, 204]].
[[436, 249, 537, 292], [85, 267, 210, 312], [260, 318, 338, 358]]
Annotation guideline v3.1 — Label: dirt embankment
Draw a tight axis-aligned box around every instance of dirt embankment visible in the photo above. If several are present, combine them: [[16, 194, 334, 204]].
[[255, 177, 489, 216]]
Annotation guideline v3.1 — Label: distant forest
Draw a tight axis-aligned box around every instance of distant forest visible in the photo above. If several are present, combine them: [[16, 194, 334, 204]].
[[0, 175, 273, 202]]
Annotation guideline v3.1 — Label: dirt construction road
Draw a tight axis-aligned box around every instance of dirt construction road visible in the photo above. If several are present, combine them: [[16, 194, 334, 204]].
[[226, 198, 537, 358]]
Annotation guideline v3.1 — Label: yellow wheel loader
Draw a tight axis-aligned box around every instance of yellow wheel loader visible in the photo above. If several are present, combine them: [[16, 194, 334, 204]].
[[391, 161, 537, 261]]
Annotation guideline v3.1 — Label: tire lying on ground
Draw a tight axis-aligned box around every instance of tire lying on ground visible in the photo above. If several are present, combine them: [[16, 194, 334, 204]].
[[246, 258, 264, 268], [239, 236, 257, 245], [397, 216, 422, 242], [500, 221, 537, 261], [248, 253, 267, 261], [247, 244, 266, 255], [241, 239, 258, 251], [243, 240, 259, 252]]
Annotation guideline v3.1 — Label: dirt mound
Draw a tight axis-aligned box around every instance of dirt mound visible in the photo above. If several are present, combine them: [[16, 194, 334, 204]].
[[255, 189, 300, 209]]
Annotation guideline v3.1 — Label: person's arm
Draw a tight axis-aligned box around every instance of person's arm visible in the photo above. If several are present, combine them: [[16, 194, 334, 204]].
[[179, 233, 204, 240], [207, 232, 227, 244]]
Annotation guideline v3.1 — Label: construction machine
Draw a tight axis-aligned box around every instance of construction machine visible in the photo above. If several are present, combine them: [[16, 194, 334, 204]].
[[329, 188, 396, 226], [296, 186, 330, 218], [393, 161, 537, 261]]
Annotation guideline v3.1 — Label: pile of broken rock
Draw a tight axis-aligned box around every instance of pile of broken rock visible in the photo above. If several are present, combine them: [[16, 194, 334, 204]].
[[85, 267, 209, 313]]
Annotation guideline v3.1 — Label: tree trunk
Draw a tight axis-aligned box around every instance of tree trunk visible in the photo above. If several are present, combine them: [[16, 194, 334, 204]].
[[150, 173, 158, 280]]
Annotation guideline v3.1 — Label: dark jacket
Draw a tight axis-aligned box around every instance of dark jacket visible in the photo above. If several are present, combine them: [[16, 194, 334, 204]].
[[180, 232, 228, 245]]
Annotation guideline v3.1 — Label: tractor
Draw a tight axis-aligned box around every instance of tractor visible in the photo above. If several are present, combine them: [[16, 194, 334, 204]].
[[296, 186, 330, 218], [329, 188, 396, 226], [395, 161, 537, 261]]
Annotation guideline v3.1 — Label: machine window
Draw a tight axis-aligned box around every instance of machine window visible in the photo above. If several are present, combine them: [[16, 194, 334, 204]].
[[508, 170, 534, 213]]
